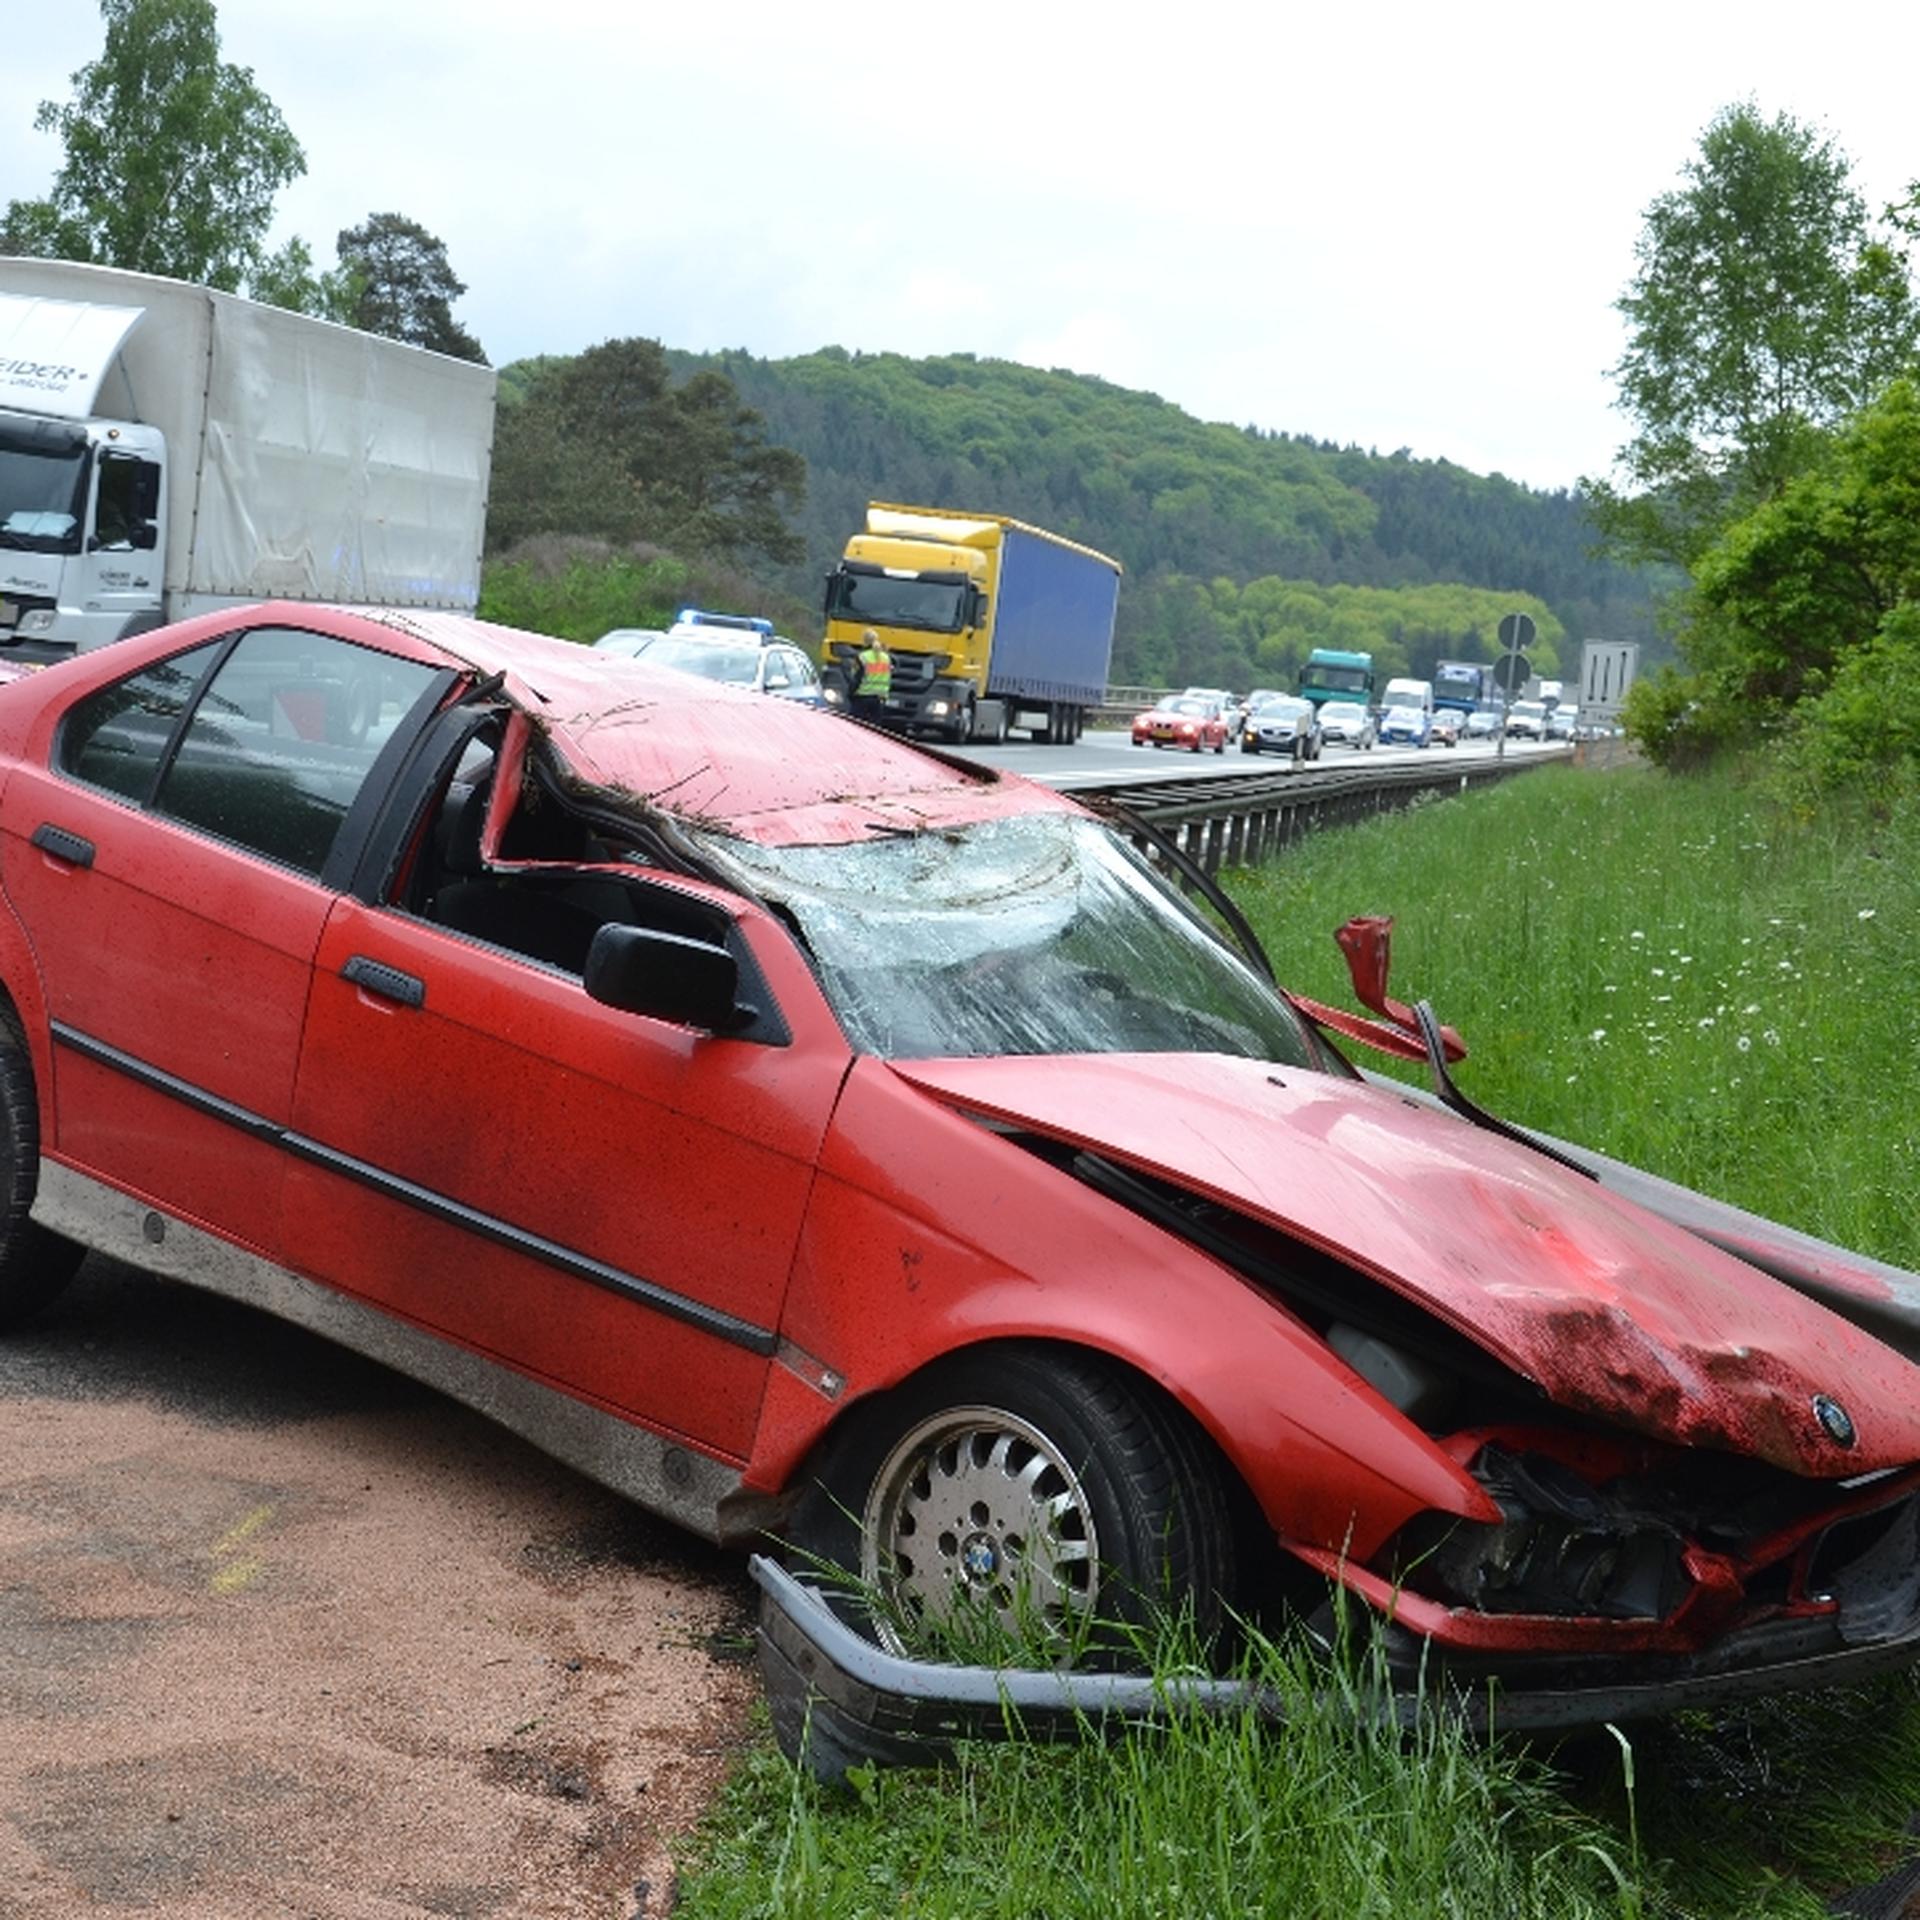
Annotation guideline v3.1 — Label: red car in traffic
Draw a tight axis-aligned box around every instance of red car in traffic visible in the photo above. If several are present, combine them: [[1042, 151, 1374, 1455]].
[[4, 604, 1920, 1776], [1130, 694, 1229, 752]]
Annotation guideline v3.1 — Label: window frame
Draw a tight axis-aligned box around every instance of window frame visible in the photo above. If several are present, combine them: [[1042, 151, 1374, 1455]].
[[53, 624, 456, 892]]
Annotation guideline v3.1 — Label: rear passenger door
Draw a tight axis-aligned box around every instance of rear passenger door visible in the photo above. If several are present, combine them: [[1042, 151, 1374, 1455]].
[[0, 624, 444, 1254]]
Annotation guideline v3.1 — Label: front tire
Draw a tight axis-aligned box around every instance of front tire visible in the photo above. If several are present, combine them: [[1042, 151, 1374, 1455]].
[[0, 1009, 84, 1331], [782, 1346, 1236, 1662]]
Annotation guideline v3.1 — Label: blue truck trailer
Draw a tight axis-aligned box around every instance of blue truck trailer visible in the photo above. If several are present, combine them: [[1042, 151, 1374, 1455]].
[[821, 503, 1121, 744]]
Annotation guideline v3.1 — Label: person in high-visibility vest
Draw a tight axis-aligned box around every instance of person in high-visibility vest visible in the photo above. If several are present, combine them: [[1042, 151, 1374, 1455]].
[[852, 627, 893, 723]]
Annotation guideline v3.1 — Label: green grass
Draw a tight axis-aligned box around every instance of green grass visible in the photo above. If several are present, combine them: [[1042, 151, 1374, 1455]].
[[679, 1624, 1654, 1920], [674, 758, 1920, 1919], [1234, 761, 1920, 1268]]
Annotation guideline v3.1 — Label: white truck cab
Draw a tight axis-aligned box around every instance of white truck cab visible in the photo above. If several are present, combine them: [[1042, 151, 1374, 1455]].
[[0, 409, 167, 651], [1, 258, 494, 660]]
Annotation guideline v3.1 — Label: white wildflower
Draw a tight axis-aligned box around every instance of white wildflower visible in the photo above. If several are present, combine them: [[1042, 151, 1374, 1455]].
[[1859, 907, 1877, 920], [1589, 1029, 1607, 1042], [1736, 1035, 1752, 1053]]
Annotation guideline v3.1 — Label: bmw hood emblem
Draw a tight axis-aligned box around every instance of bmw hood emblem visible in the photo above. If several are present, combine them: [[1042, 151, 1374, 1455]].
[[1813, 1393, 1857, 1448]]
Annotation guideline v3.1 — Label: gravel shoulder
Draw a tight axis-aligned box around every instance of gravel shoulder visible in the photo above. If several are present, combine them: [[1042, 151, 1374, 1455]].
[[0, 1256, 760, 1920]]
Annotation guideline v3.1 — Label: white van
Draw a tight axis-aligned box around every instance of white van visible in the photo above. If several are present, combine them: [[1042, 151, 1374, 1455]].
[[1379, 676, 1434, 715]]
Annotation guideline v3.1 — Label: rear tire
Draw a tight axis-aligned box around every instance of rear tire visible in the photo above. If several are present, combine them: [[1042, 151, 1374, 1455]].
[[782, 1345, 1237, 1663], [0, 1009, 84, 1332]]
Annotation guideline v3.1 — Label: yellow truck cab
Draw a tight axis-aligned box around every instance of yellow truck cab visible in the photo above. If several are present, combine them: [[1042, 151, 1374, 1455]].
[[821, 503, 1119, 745]]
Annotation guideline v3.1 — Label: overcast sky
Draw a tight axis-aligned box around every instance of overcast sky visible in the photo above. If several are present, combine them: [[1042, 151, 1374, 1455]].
[[6, 1, 1915, 493]]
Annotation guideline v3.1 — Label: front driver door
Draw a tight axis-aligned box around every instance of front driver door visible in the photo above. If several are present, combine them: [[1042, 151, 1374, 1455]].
[[281, 752, 849, 1461]]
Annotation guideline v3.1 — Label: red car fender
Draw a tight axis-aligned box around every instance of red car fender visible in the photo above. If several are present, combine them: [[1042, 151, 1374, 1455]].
[[747, 1058, 1495, 1562]]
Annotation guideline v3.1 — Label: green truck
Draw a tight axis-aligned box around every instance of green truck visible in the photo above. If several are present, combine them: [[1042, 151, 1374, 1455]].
[[1297, 647, 1375, 710]]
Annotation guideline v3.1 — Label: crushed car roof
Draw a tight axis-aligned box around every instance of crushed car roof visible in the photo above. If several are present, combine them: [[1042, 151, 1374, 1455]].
[[357, 606, 1079, 847]]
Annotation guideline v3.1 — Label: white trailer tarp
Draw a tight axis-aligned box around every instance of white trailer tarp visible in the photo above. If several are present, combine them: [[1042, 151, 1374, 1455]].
[[194, 295, 494, 608]]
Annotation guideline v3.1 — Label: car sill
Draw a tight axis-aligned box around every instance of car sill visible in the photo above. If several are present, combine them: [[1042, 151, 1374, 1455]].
[[30, 1160, 765, 1544]]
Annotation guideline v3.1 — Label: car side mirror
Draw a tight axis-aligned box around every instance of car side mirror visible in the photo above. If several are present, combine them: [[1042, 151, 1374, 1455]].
[[1331, 913, 1467, 1062], [585, 923, 748, 1032], [1335, 914, 1395, 1016]]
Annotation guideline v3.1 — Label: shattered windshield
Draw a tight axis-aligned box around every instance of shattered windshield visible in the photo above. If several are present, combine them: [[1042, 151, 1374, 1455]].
[[689, 811, 1317, 1065]]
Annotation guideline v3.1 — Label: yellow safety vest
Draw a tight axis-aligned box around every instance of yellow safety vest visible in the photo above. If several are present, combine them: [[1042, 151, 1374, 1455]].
[[858, 645, 893, 699]]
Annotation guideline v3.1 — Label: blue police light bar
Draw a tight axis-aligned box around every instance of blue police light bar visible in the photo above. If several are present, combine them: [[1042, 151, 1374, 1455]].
[[676, 607, 774, 636]]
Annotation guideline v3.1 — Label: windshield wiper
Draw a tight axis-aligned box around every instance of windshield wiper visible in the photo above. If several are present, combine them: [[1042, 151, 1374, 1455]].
[[1086, 799, 1276, 985]]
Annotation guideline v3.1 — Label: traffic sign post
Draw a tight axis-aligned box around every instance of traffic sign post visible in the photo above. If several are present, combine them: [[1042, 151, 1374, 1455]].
[[1494, 612, 1535, 761]]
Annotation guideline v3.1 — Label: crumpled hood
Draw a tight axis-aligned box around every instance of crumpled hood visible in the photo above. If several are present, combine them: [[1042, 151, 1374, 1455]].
[[889, 1052, 1920, 1477]]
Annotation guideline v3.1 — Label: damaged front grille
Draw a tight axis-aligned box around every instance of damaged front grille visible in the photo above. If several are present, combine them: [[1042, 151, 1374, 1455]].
[[1392, 1447, 1690, 1620], [1382, 1441, 1920, 1638]]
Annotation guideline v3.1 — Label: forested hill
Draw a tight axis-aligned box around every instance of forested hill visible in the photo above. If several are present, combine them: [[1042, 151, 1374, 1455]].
[[659, 346, 1667, 686]]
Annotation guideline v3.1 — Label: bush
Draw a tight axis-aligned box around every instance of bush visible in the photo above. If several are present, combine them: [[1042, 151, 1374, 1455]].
[[477, 537, 817, 646], [1774, 602, 1920, 799], [1620, 664, 1749, 769]]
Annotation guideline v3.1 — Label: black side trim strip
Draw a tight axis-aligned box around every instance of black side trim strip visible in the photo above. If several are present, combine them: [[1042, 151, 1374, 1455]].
[[31, 824, 95, 868], [49, 1021, 777, 1356], [55, 1023, 284, 1142], [276, 1134, 774, 1351]]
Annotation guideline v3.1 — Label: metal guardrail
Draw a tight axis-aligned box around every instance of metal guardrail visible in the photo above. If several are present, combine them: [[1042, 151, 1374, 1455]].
[[1072, 747, 1574, 873]]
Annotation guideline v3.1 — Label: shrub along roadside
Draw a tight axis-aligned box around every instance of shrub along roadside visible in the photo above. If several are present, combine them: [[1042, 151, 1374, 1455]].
[[476, 536, 817, 647]]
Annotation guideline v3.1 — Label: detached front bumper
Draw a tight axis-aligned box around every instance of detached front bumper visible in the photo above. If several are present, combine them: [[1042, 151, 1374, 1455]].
[[753, 1505, 1920, 1780]]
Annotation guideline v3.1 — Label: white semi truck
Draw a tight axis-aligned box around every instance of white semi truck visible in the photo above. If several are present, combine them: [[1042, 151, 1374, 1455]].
[[0, 258, 496, 659]]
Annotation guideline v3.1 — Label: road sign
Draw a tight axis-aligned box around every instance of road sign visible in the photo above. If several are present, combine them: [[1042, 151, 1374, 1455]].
[[1497, 612, 1537, 653], [1491, 650, 1531, 693], [1579, 639, 1639, 719]]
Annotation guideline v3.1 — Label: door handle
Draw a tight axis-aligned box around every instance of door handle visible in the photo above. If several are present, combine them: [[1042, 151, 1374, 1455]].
[[341, 955, 426, 1009], [31, 823, 95, 869]]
